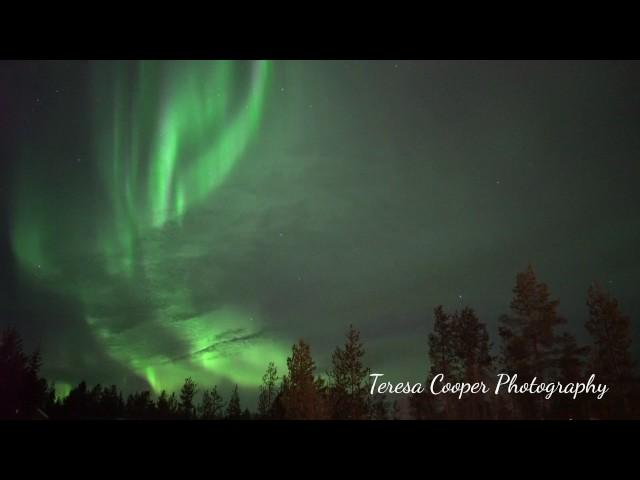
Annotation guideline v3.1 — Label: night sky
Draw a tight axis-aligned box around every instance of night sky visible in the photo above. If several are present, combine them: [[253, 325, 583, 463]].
[[1, 60, 639, 404]]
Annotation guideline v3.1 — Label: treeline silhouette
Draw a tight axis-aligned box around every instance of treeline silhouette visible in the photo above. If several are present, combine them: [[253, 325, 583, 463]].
[[1, 265, 638, 420]]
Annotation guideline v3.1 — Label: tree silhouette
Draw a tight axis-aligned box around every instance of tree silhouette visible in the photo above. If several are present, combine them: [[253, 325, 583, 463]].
[[199, 386, 224, 420], [586, 283, 635, 418], [280, 339, 326, 419], [328, 325, 370, 419], [411, 305, 495, 419], [64, 381, 90, 419], [2, 264, 639, 421], [43, 381, 58, 417], [100, 385, 124, 418], [0, 327, 48, 419], [549, 332, 589, 419], [167, 392, 179, 417], [156, 390, 173, 419], [88, 384, 103, 418], [451, 307, 494, 418], [368, 393, 389, 420], [225, 384, 242, 419], [499, 265, 565, 418], [179, 377, 198, 419], [126, 390, 156, 419], [257, 362, 279, 418], [428, 305, 458, 418]]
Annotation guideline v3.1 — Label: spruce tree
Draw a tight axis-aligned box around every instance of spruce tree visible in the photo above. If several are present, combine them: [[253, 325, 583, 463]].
[[156, 390, 172, 419], [0, 327, 48, 419], [328, 325, 370, 419], [257, 362, 279, 418], [225, 384, 242, 419], [550, 332, 589, 419], [280, 339, 325, 419], [499, 265, 565, 418], [451, 307, 493, 418], [179, 377, 198, 419], [428, 305, 458, 417], [200, 385, 225, 419], [586, 283, 635, 417]]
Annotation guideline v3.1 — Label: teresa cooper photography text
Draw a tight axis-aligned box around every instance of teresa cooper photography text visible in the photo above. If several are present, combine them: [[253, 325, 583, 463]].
[[370, 373, 609, 400]]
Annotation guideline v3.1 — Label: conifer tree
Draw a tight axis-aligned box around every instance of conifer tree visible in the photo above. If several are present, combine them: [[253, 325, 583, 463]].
[[167, 392, 179, 417], [199, 385, 224, 419], [64, 381, 89, 419], [257, 362, 279, 418], [179, 377, 198, 419], [226, 384, 242, 419], [280, 339, 326, 419], [451, 307, 494, 418], [428, 305, 458, 417], [328, 325, 370, 419], [549, 332, 589, 419], [0, 327, 48, 419], [499, 265, 565, 418], [99, 385, 124, 418], [156, 390, 173, 419], [586, 283, 635, 417], [126, 390, 155, 419], [368, 393, 389, 420]]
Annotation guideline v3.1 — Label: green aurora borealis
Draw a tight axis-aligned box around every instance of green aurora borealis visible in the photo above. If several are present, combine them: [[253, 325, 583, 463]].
[[9, 60, 291, 395], [2, 61, 640, 404]]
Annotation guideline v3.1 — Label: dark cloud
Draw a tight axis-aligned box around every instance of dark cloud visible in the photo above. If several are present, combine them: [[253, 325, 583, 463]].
[[168, 329, 266, 363]]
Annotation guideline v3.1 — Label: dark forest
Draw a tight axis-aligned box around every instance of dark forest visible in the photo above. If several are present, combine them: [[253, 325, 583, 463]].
[[3, 265, 637, 420]]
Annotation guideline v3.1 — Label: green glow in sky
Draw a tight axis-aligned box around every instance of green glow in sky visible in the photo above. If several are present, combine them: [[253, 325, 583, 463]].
[[10, 60, 289, 393], [54, 382, 72, 401], [94, 60, 272, 276]]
